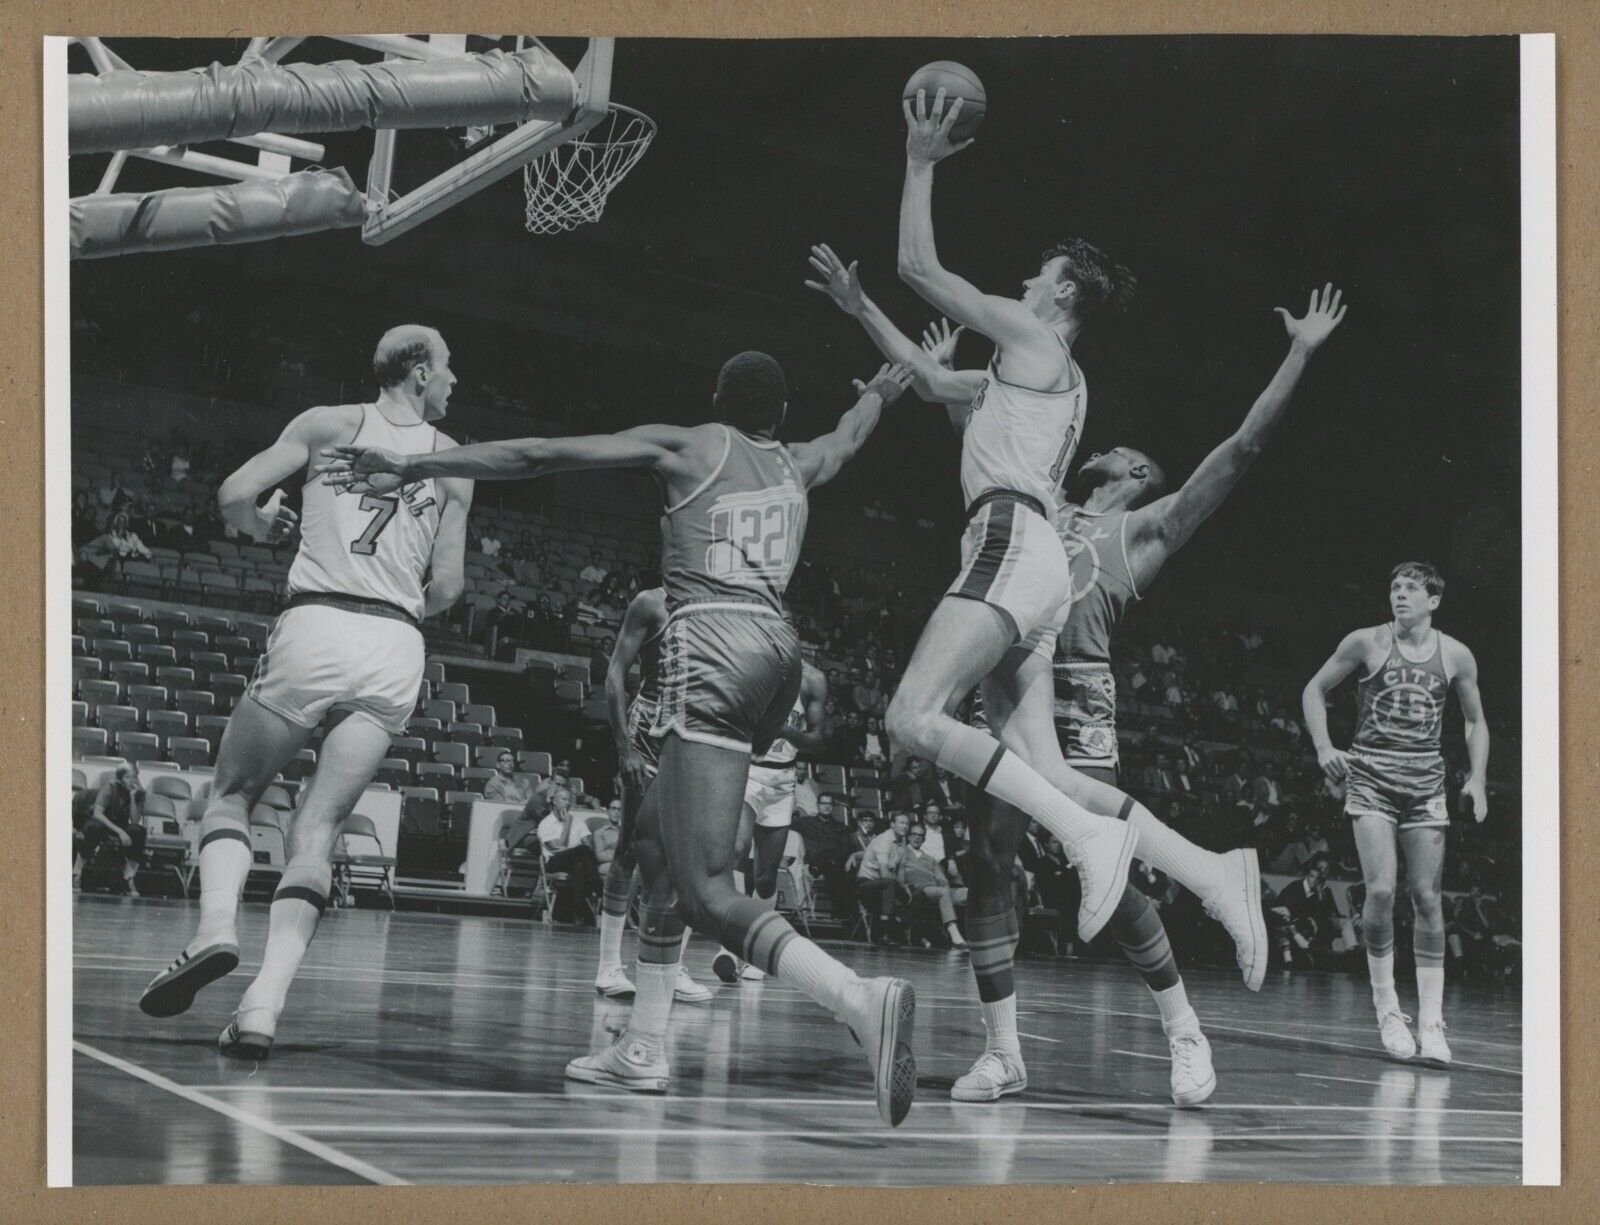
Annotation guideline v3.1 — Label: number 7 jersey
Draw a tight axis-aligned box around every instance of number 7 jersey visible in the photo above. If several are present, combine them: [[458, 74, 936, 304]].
[[288, 403, 444, 621]]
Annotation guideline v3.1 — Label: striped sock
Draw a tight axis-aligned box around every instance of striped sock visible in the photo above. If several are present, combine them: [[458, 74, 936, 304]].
[[628, 903, 686, 1052], [935, 725, 1100, 845], [194, 795, 252, 944], [967, 909, 1016, 1003], [238, 858, 331, 1017], [771, 934, 857, 1021], [1414, 918, 1447, 1028], [1110, 884, 1180, 991]]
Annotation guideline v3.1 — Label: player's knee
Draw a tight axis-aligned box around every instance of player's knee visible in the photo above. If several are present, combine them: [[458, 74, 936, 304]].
[[1364, 885, 1395, 914], [885, 698, 938, 759], [1409, 887, 1443, 924]]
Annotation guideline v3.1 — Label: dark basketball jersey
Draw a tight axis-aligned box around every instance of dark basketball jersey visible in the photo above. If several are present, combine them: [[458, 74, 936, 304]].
[[1053, 506, 1141, 664], [660, 425, 808, 614], [1352, 625, 1450, 754]]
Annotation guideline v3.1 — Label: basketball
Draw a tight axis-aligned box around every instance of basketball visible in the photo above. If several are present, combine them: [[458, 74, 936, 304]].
[[903, 61, 986, 142]]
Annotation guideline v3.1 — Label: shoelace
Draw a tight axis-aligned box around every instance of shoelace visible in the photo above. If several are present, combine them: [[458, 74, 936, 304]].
[[1170, 1033, 1206, 1081], [966, 1050, 1014, 1084]]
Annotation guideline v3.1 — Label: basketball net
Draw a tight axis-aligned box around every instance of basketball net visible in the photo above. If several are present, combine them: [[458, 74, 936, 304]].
[[523, 104, 656, 235]]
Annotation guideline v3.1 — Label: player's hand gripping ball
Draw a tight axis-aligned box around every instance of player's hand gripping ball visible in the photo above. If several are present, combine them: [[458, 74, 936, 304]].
[[902, 61, 986, 143]]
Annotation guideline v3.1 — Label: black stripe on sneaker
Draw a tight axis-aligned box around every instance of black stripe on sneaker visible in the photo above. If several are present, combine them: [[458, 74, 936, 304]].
[[976, 745, 1006, 792]]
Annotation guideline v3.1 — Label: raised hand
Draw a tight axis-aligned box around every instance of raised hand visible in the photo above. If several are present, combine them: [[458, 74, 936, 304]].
[[254, 488, 299, 544], [1275, 283, 1348, 351], [804, 244, 865, 316], [920, 317, 965, 369], [853, 362, 917, 407], [903, 88, 974, 164], [317, 444, 407, 491]]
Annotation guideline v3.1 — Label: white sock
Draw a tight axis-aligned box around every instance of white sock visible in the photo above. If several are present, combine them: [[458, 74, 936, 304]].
[[1126, 804, 1225, 900], [238, 861, 330, 1017], [1367, 950, 1399, 1010], [194, 804, 252, 944], [679, 927, 693, 967], [936, 724, 1099, 845], [1153, 982, 1200, 1036], [980, 995, 1021, 1056], [627, 961, 678, 1053], [1416, 965, 1444, 1028], [773, 935, 858, 1020], [597, 910, 626, 972]]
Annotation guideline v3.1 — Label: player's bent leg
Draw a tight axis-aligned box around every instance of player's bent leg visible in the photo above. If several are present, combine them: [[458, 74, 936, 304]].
[[951, 797, 1030, 1102], [739, 821, 790, 979], [140, 696, 312, 1020], [1352, 811, 1414, 1059], [659, 735, 916, 1126], [1401, 824, 1450, 1066], [218, 710, 393, 1059], [971, 660, 1138, 944]]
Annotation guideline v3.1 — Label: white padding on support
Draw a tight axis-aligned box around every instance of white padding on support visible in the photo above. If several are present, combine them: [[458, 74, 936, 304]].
[[70, 45, 577, 155], [70, 168, 367, 260]]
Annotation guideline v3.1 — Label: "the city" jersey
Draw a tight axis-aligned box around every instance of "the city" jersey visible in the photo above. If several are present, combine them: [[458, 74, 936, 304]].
[[660, 425, 808, 614], [289, 404, 444, 620], [1352, 624, 1451, 754]]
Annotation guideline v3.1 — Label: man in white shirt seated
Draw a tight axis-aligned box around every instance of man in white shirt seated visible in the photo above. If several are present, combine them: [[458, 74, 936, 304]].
[[856, 811, 911, 943], [901, 824, 966, 948], [918, 801, 948, 863], [537, 785, 603, 923]]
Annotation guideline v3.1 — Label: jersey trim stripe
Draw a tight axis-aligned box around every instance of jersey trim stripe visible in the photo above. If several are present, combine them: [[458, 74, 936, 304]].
[[663, 425, 733, 514]]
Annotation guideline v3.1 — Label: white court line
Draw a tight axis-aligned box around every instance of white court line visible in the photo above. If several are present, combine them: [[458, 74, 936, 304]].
[[184, 1086, 1517, 1115], [289, 1123, 1520, 1144], [1111, 1049, 1168, 1062], [1297, 1072, 1383, 1086], [1015, 1030, 1064, 1045], [73, 1041, 407, 1186]]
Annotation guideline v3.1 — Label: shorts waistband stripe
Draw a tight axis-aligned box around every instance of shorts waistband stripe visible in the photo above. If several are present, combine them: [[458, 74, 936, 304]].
[[1350, 746, 1444, 758], [966, 488, 1047, 521], [667, 600, 782, 621], [286, 591, 420, 629]]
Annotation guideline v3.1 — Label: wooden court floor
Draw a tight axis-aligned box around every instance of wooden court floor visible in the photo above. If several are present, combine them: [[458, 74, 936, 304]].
[[70, 895, 1522, 1186]]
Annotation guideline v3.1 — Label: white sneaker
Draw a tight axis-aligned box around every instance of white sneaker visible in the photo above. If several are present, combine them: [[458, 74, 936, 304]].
[[1200, 848, 1268, 992], [674, 965, 713, 1003], [218, 1005, 276, 1061], [565, 1036, 669, 1093], [842, 976, 917, 1126], [1065, 818, 1139, 941], [711, 951, 740, 984], [1168, 1030, 1216, 1107], [740, 962, 767, 981], [1377, 1006, 1418, 1060], [950, 1048, 1027, 1102], [1416, 1020, 1452, 1067], [594, 964, 636, 1000]]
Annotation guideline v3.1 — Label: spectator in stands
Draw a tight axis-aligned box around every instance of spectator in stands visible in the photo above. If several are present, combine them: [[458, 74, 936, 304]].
[[73, 761, 147, 896], [794, 792, 854, 923], [1267, 810, 1330, 874], [856, 810, 912, 943], [75, 511, 151, 583], [862, 717, 887, 768], [484, 750, 534, 805], [918, 801, 948, 863], [1269, 853, 1339, 969], [487, 789, 546, 898], [537, 785, 603, 924], [578, 560, 608, 587], [591, 801, 623, 883], [901, 823, 966, 947], [160, 509, 202, 552], [792, 770, 819, 819], [71, 491, 100, 547], [888, 757, 937, 812], [479, 530, 503, 558], [483, 590, 521, 654]]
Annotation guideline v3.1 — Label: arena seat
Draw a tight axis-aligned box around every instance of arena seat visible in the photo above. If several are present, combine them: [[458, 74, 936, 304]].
[[436, 682, 470, 705], [461, 703, 496, 727], [109, 660, 150, 686], [247, 805, 287, 877], [390, 736, 428, 765], [73, 727, 109, 757], [147, 710, 190, 746], [164, 737, 210, 768], [191, 649, 227, 674], [115, 730, 161, 763], [422, 662, 446, 685], [461, 766, 497, 793], [211, 674, 247, 704], [94, 638, 132, 662], [400, 787, 441, 836], [416, 761, 457, 789], [124, 623, 160, 646], [72, 700, 89, 727], [73, 657, 104, 682], [519, 750, 554, 776], [853, 788, 883, 812], [489, 726, 524, 751], [433, 743, 469, 771], [78, 617, 116, 639], [72, 596, 103, 618], [281, 747, 317, 782], [79, 678, 120, 715], [125, 683, 168, 721], [97, 704, 140, 735], [156, 666, 197, 689], [150, 775, 192, 803], [554, 681, 584, 707], [424, 699, 458, 724], [172, 690, 215, 720], [447, 722, 487, 749], [194, 714, 229, 749], [377, 758, 412, 789], [407, 717, 443, 737], [140, 794, 192, 892], [813, 764, 846, 791]]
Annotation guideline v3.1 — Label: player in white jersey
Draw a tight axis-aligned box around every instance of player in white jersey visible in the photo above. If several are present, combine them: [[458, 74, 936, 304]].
[[713, 660, 827, 983], [805, 92, 1267, 1094], [138, 325, 473, 1060]]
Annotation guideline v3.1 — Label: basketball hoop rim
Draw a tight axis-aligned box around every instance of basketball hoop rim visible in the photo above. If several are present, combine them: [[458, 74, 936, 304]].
[[562, 103, 655, 151]]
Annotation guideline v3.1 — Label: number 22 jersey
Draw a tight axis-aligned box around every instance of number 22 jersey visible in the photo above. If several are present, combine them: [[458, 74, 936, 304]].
[[288, 403, 445, 621], [659, 424, 808, 613]]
